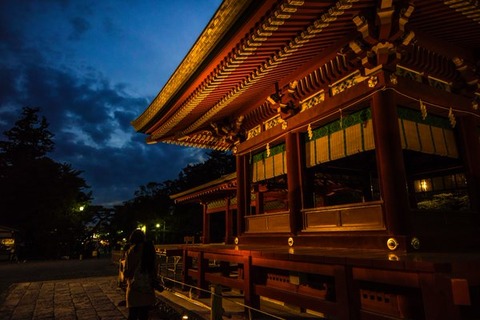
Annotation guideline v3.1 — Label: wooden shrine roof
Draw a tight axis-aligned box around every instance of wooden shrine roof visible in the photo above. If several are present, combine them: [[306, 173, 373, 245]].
[[132, 0, 480, 151], [170, 172, 237, 203]]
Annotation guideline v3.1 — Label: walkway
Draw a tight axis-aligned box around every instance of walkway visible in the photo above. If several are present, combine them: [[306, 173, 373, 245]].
[[0, 258, 187, 320], [0, 276, 127, 320], [0, 257, 320, 320]]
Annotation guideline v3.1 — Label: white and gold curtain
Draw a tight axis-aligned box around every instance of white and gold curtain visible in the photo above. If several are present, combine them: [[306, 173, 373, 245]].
[[305, 107, 458, 168], [397, 107, 458, 158], [252, 144, 286, 182], [306, 108, 375, 167]]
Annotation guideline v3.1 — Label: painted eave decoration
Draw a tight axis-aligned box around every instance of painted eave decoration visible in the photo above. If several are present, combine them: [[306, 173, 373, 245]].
[[132, 0, 480, 152]]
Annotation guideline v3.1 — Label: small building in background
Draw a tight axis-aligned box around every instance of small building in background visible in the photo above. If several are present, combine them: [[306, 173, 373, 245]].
[[0, 225, 18, 262]]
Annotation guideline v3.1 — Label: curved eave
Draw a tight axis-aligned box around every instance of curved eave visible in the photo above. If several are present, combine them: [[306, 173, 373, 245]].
[[135, 0, 480, 150], [150, 135, 233, 152], [170, 172, 237, 203], [131, 0, 253, 133], [139, 0, 371, 145]]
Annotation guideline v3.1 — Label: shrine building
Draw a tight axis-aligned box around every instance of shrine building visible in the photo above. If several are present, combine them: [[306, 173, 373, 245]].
[[133, 0, 480, 319]]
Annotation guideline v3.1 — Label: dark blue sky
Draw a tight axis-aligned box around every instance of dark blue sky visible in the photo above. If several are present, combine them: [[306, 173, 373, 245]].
[[0, 0, 222, 206]]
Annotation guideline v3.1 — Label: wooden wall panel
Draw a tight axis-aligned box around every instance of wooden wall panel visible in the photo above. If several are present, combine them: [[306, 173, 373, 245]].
[[303, 202, 385, 231], [245, 213, 290, 233]]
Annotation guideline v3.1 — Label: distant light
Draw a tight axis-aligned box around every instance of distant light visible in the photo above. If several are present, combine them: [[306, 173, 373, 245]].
[[182, 315, 189, 320], [79, 205, 85, 211], [415, 179, 432, 192], [156, 223, 161, 228], [420, 179, 431, 192]]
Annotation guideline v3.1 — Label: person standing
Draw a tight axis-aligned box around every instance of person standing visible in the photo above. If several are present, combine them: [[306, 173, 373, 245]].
[[123, 229, 156, 320]]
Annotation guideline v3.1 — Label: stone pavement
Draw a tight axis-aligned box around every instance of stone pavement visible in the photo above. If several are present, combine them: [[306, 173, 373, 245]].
[[0, 258, 321, 320], [0, 275, 207, 320], [0, 276, 129, 320], [0, 258, 187, 320]]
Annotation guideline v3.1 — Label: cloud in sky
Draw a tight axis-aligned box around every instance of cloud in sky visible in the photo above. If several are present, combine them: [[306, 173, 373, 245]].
[[0, 0, 221, 206]]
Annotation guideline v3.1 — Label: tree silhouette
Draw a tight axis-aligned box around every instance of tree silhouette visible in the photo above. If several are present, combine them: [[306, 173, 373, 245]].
[[0, 107, 54, 163], [110, 150, 235, 245], [176, 150, 235, 191], [0, 107, 91, 259]]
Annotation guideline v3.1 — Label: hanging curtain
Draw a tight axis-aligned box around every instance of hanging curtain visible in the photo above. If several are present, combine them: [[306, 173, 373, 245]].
[[305, 108, 375, 167], [397, 107, 458, 158], [252, 144, 286, 182]]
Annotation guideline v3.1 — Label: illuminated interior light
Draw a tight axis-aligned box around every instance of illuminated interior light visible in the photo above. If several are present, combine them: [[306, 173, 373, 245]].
[[419, 179, 432, 192]]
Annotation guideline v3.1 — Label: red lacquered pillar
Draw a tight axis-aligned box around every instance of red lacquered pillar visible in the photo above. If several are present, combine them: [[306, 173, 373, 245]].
[[371, 89, 409, 235], [286, 132, 302, 234]]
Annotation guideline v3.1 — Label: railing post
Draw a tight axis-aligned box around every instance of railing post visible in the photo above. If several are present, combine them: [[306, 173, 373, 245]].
[[198, 251, 208, 298], [210, 284, 224, 320], [243, 255, 259, 317], [182, 248, 190, 291]]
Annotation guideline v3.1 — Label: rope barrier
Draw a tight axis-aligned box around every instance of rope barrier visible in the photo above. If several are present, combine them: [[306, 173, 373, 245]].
[[157, 274, 287, 320], [249, 84, 480, 150]]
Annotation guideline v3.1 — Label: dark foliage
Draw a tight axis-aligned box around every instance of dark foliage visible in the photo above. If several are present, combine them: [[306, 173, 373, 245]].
[[0, 107, 91, 259], [109, 150, 235, 246], [175, 150, 235, 191]]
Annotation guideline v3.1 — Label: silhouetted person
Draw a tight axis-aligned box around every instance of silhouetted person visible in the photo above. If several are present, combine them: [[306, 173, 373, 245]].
[[9, 246, 18, 263], [123, 230, 156, 320]]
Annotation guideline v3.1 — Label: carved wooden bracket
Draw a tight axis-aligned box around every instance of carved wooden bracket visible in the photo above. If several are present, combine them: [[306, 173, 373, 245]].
[[209, 115, 245, 146], [266, 81, 300, 120], [453, 57, 479, 87], [348, 0, 415, 71]]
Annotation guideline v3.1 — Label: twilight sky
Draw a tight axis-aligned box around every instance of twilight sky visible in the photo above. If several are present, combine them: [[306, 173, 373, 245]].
[[0, 0, 223, 206]]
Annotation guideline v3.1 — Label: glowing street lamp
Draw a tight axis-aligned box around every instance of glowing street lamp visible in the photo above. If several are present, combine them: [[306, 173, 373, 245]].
[[137, 224, 146, 234]]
